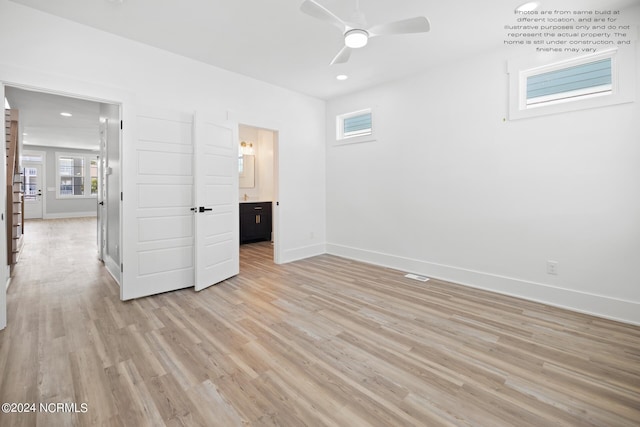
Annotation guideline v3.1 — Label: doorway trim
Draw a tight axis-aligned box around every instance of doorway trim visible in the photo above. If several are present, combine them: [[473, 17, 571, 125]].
[[1, 62, 130, 328], [236, 118, 282, 264]]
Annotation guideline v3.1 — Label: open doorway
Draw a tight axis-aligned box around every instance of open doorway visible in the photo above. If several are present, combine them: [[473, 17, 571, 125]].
[[4, 86, 121, 284], [238, 124, 279, 264]]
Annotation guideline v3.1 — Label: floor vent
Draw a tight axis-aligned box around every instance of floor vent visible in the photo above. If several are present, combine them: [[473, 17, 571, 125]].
[[404, 273, 430, 282]]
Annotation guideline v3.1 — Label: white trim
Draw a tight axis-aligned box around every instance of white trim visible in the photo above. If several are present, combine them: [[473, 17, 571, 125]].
[[0, 82, 6, 330], [232, 110, 285, 265], [508, 47, 636, 120], [336, 108, 374, 144], [43, 211, 97, 219], [1, 62, 129, 307], [281, 243, 326, 264], [326, 243, 640, 326]]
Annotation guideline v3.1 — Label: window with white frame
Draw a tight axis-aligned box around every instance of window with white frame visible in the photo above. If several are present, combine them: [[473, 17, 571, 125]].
[[508, 48, 635, 120], [336, 108, 373, 142], [56, 152, 98, 198]]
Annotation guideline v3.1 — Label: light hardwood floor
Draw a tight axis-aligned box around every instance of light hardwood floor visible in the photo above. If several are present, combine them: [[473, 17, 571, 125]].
[[0, 218, 639, 426]]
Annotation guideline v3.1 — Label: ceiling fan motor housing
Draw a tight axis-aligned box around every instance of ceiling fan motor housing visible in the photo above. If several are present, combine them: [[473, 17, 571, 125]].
[[344, 29, 369, 48]]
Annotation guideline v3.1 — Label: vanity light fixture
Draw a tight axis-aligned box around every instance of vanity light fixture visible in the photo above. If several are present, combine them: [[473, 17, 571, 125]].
[[240, 141, 254, 155], [336, 74, 349, 81], [515, 1, 540, 12], [60, 112, 73, 117]]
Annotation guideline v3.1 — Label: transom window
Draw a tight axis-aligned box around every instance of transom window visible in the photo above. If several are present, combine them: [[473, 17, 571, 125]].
[[508, 48, 634, 120], [526, 58, 612, 108], [336, 109, 373, 141]]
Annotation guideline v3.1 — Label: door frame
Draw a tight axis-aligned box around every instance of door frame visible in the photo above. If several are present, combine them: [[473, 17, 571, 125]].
[[0, 64, 129, 329], [1, 82, 7, 330], [97, 122, 107, 261], [234, 115, 282, 264]]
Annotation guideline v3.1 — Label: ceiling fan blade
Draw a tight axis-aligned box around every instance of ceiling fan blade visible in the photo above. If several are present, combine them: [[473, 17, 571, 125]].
[[300, 0, 347, 31], [330, 46, 352, 65], [368, 16, 431, 37]]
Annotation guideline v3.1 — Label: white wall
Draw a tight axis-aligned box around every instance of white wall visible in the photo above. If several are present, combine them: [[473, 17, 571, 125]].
[[0, 1, 325, 270], [24, 145, 99, 218], [326, 19, 640, 323]]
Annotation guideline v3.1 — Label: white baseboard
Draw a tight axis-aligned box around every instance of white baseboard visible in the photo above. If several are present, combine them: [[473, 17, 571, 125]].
[[43, 212, 97, 220], [326, 243, 640, 326], [281, 243, 326, 264]]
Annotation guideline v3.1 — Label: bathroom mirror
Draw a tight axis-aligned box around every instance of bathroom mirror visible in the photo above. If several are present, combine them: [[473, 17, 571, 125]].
[[239, 154, 255, 188]]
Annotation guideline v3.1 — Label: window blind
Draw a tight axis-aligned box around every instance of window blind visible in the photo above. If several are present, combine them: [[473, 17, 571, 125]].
[[526, 58, 612, 105], [343, 112, 372, 137]]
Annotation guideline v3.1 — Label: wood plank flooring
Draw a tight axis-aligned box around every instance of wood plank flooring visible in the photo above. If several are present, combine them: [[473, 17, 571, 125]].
[[0, 217, 639, 426]]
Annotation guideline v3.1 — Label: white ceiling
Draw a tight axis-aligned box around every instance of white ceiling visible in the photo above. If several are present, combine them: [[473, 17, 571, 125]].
[[5, 0, 638, 150], [5, 87, 102, 151], [10, 0, 638, 100]]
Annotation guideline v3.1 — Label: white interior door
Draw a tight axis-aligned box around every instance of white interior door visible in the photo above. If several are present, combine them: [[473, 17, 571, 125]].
[[122, 107, 195, 300], [23, 163, 43, 219], [194, 113, 239, 291]]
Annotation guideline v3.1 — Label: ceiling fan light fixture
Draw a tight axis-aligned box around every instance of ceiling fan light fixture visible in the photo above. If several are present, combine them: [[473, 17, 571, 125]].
[[344, 29, 369, 48], [516, 1, 540, 12]]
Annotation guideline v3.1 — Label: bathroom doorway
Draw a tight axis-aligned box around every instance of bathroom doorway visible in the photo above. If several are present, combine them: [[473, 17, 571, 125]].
[[238, 124, 279, 263]]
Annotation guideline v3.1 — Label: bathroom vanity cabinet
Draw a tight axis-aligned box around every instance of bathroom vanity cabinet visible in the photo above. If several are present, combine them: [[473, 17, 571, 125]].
[[239, 201, 272, 244]]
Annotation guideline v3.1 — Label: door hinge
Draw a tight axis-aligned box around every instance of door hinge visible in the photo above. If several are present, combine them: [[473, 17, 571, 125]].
[[121, 263, 123, 273], [121, 192, 123, 201], [120, 120, 123, 130]]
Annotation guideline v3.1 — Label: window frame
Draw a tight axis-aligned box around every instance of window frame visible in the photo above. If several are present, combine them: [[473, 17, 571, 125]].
[[336, 108, 375, 144], [55, 151, 99, 199], [507, 48, 635, 120]]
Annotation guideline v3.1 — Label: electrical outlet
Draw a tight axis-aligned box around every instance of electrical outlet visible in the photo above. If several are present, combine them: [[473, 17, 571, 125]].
[[547, 260, 558, 275]]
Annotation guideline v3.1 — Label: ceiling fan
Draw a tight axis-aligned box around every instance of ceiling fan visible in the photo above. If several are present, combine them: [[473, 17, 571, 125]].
[[300, 0, 431, 65]]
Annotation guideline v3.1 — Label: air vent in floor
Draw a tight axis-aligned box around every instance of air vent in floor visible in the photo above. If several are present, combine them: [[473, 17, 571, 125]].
[[404, 273, 430, 282]]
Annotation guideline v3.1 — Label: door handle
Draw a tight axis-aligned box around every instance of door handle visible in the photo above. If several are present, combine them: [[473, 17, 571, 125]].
[[199, 206, 213, 213]]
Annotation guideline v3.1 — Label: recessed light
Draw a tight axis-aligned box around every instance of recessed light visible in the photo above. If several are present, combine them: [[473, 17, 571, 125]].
[[516, 1, 540, 12], [336, 74, 349, 81], [60, 112, 72, 117]]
